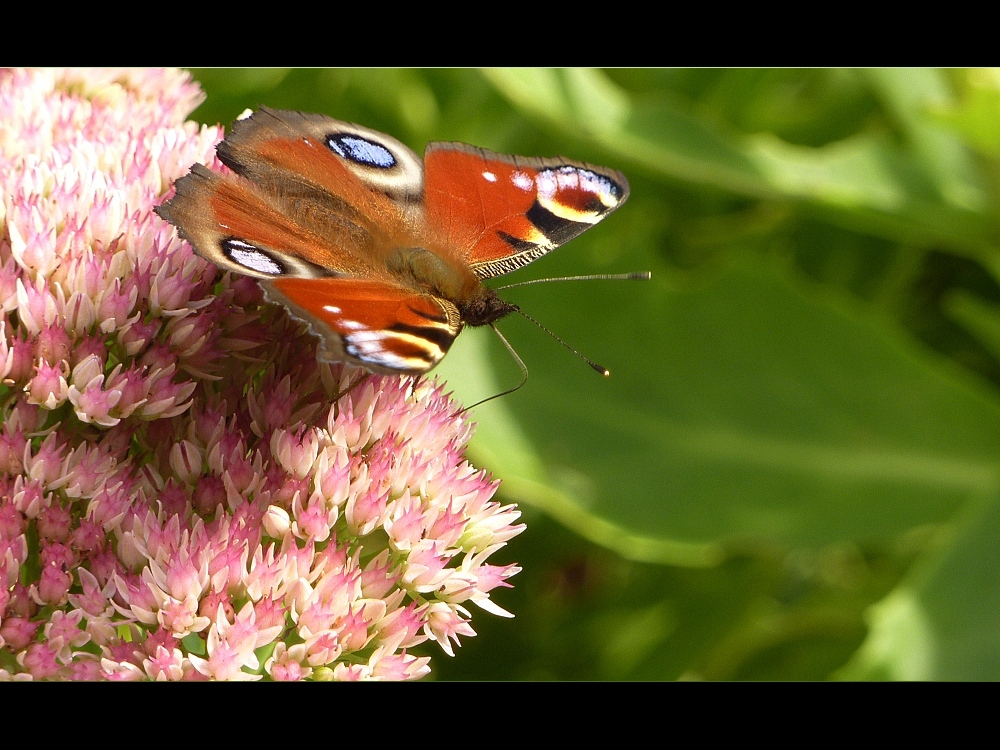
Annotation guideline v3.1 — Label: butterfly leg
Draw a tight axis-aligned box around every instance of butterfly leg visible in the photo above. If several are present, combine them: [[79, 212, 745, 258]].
[[331, 370, 373, 405]]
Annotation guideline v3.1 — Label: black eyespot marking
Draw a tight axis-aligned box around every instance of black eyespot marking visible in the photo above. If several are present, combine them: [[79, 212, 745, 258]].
[[326, 133, 396, 169], [222, 238, 284, 276], [526, 201, 589, 244], [497, 230, 540, 253], [390, 322, 455, 351], [406, 304, 450, 325]]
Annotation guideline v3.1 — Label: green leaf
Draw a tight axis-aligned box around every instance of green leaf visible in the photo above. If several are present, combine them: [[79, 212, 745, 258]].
[[483, 68, 995, 256], [441, 261, 1000, 563], [837, 490, 1000, 680], [944, 289, 1000, 361], [930, 69, 1000, 156]]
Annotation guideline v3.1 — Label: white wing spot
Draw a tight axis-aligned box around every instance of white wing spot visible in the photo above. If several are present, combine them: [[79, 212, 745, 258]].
[[511, 171, 534, 191], [347, 331, 389, 342], [225, 240, 282, 275], [534, 170, 556, 199]]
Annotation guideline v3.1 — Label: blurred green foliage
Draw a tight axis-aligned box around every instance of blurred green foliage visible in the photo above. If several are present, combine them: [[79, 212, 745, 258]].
[[187, 68, 1000, 680]]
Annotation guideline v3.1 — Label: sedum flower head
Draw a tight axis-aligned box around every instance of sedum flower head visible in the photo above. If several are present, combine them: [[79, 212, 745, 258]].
[[0, 68, 525, 681]]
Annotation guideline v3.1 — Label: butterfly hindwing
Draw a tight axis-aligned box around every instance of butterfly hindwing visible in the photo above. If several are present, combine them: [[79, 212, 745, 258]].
[[263, 277, 460, 374], [156, 164, 365, 280]]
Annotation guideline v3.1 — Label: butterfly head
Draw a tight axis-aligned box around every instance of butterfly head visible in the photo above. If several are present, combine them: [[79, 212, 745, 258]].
[[457, 286, 520, 328]]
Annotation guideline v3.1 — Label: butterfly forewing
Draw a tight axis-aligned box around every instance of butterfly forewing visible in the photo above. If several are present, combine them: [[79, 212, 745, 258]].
[[157, 164, 371, 280], [423, 143, 630, 280]]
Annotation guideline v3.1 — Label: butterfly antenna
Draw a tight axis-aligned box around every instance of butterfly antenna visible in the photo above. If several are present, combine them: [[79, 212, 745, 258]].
[[462, 273, 649, 411], [514, 309, 610, 376], [460, 324, 529, 413], [496, 271, 650, 291], [494, 271, 651, 375]]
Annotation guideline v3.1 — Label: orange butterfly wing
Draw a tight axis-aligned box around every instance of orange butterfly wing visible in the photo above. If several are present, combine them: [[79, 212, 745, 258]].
[[155, 108, 629, 374], [423, 142, 629, 279]]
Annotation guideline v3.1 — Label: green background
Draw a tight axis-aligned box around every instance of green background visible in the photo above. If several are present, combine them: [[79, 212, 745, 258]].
[[187, 68, 1000, 680]]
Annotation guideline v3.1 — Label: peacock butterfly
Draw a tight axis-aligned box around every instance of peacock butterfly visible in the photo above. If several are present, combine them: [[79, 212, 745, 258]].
[[155, 107, 629, 375]]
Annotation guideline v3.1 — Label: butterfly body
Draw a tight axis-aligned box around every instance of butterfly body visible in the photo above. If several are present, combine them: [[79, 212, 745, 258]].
[[156, 107, 628, 374]]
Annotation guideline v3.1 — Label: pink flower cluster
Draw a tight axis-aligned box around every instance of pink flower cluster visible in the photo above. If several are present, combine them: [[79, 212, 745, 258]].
[[0, 68, 524, 680]]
